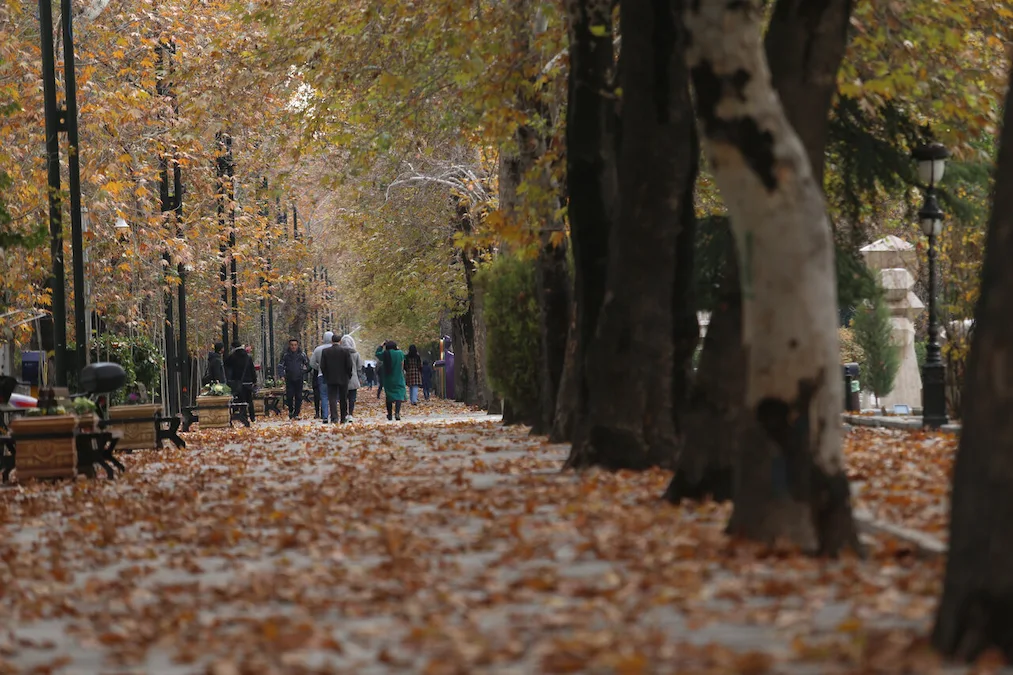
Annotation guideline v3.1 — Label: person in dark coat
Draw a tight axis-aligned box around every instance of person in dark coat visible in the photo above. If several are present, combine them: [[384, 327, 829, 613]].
[[224, 340, 257, 421], [404, 345, 423, 405], [279, 338, 309, 420], [319, 334, 354, 424], [421, 359, 434, 401], [203, 342, 227, 386], [364, 363, 376, 389]]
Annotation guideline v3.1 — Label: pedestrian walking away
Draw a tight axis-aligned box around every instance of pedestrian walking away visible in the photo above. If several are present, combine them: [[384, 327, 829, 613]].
[[421, 359, 433, 401], [364, 362, 376, 390], [309, 330, 334, 422], [376, 341, 407, 420], [405, 345, 423, 405], [203, 341, 227, 386], [320, 333, 354, 424], [340, 334, 362, 422], [224, 340, 256, 422], [279, 338, 309, 420]]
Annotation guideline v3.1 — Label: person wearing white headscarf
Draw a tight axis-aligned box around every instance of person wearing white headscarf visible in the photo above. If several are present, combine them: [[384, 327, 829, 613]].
[[340, 334, 362, 422]]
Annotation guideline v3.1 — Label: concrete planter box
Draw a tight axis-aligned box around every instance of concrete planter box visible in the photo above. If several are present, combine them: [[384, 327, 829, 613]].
[[107, 404, 161, 450], [196, 395, 232, 429], [9, 415, 78, 481]]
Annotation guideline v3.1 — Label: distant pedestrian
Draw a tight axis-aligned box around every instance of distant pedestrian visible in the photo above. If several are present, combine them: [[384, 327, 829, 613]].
[[376, 341, 406, 421], [224, 340, 256, 422], [203, 341, 227, 386], [340, 334, 362, 422], [364, 363, 376, 389], [279, 338, 309, 420], [404, 345, 423, 405], [320, 334, 353, 424], [421, 359, 433, 401], [309, 331, 334, 422]]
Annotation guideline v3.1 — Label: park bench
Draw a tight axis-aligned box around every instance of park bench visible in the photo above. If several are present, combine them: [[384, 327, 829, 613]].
[[0, 419, 124, 482], [181, 401, 250, 432], [101, 405, 186, 451]]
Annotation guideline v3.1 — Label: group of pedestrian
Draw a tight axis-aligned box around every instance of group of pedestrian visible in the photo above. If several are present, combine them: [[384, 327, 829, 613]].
[[202, 331, 436, 425]]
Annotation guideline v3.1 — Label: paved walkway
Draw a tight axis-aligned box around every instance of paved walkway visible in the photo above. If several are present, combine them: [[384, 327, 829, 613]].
[[0, 395, 985, 673]]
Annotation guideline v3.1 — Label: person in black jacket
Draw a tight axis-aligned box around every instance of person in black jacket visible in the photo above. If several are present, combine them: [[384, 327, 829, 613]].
[[203, 342, 227, 386], [279, 338, 309, 420], [319, 334, 353, 424], [224, 340, 257, 421]]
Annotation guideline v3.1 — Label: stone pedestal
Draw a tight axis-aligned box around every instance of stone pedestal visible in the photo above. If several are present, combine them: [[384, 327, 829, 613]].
[[859, 237, 923, 409]]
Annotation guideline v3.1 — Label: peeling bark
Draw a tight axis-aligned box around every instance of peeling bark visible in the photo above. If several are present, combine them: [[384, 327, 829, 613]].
[[683, 0, 858, 555], [932, 64, 1013, 661]]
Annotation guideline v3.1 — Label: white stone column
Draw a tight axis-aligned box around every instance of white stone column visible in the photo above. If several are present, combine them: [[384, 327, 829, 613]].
[[859, 237, 923, 409]]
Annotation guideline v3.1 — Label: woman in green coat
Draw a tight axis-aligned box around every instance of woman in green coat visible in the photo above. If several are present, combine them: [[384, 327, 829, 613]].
[[376, 341, 407, 420]]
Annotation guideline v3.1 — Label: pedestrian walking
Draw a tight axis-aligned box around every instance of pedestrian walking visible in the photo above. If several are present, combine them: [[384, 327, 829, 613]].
[[203, 341, 227, 386], [309, 330, 334, 423], [340, 334, 362, 422], [421, 359, 434, 401], [279, 338, 309, 420], [320, 333, 353, 424], [224, 340, 256, 422], [364, 362, 376, 389], [376, 356, 385, 399], [376, 341, 406, 421], [405, 345, 423, 405]]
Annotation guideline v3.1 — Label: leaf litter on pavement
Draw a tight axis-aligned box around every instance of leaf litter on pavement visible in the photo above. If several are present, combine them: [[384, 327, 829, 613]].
[[0, 397, 987, 674]]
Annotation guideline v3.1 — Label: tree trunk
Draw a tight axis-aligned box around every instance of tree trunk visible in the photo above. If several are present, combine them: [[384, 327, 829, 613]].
[[932, 63, 1013, 662], [567, 0, 696, 470], [499, 124, 571, 434], [562, 0, 618, 446], [765, 0, 853, 183], [453, 203, 487, 408], [665, 220, 742, 503], [683, 0, 858, 555], [550, 300, 580, 443]]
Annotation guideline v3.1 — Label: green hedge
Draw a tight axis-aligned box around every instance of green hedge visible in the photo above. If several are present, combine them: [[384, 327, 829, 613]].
[[476, 254, 541, 415]]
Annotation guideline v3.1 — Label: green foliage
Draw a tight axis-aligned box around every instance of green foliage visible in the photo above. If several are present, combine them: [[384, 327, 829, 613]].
[[915, 340, 927, 370], [88, 334, 163, 405], [851, 291, 900, 403], [693, 214, 877, 313], [475, 254, 540, 414]]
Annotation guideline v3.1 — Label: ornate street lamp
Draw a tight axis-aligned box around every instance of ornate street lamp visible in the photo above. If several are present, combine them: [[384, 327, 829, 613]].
[[913, 142, 949, 429]]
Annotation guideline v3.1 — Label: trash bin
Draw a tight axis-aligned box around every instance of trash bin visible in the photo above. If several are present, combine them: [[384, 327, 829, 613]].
[[842, 362, 860, 412], [20, 351, 41, 386]]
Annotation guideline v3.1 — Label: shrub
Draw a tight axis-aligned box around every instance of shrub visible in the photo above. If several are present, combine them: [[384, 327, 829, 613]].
[[475, 254, 541, 418], [852, 291, 900, 407]]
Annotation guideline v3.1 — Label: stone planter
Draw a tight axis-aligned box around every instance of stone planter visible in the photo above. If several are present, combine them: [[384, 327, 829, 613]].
[[254, 388, 284, 416], [196, 395, 232, 429], [107, 404, 161, 450], [9, 415, 78, 481]]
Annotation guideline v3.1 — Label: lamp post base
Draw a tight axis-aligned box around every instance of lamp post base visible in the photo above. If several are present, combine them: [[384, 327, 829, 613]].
[[922, 360, 948, 429]]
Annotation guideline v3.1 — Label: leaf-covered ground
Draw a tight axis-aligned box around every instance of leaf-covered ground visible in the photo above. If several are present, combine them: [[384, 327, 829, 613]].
[[0, 396, 987, 674]]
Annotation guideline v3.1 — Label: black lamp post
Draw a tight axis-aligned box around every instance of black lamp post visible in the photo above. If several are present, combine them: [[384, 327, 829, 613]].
[[913, 142, 949, 429]]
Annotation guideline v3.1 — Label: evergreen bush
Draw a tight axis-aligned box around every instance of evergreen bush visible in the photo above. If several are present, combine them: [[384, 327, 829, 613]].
[[475, 254, 541, 418], [851, 290, 900, 407]]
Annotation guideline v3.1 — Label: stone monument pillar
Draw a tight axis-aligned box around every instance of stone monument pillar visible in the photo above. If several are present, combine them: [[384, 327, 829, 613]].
[[859, 236, 923, 410]]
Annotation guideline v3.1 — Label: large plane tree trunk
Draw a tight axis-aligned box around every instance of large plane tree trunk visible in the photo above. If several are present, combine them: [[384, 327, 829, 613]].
[[683, 0, 858, 555], [562, 0, 617, 446], [666, 0, 854, 513], [567, 0, 697, 470], [932, 63, 1013, 662]]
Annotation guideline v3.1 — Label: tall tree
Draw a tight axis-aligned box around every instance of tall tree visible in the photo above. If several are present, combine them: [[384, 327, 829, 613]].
[[932, 61, 1013, 661], [683, 0, 859, 554], [566, 0, 698, 470], [667, 0, 855, 505], [560, 0, 617, 448]]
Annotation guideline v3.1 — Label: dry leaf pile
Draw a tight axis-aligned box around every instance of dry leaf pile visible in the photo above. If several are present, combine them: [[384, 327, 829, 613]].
[[0, 399, 977, 674]]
